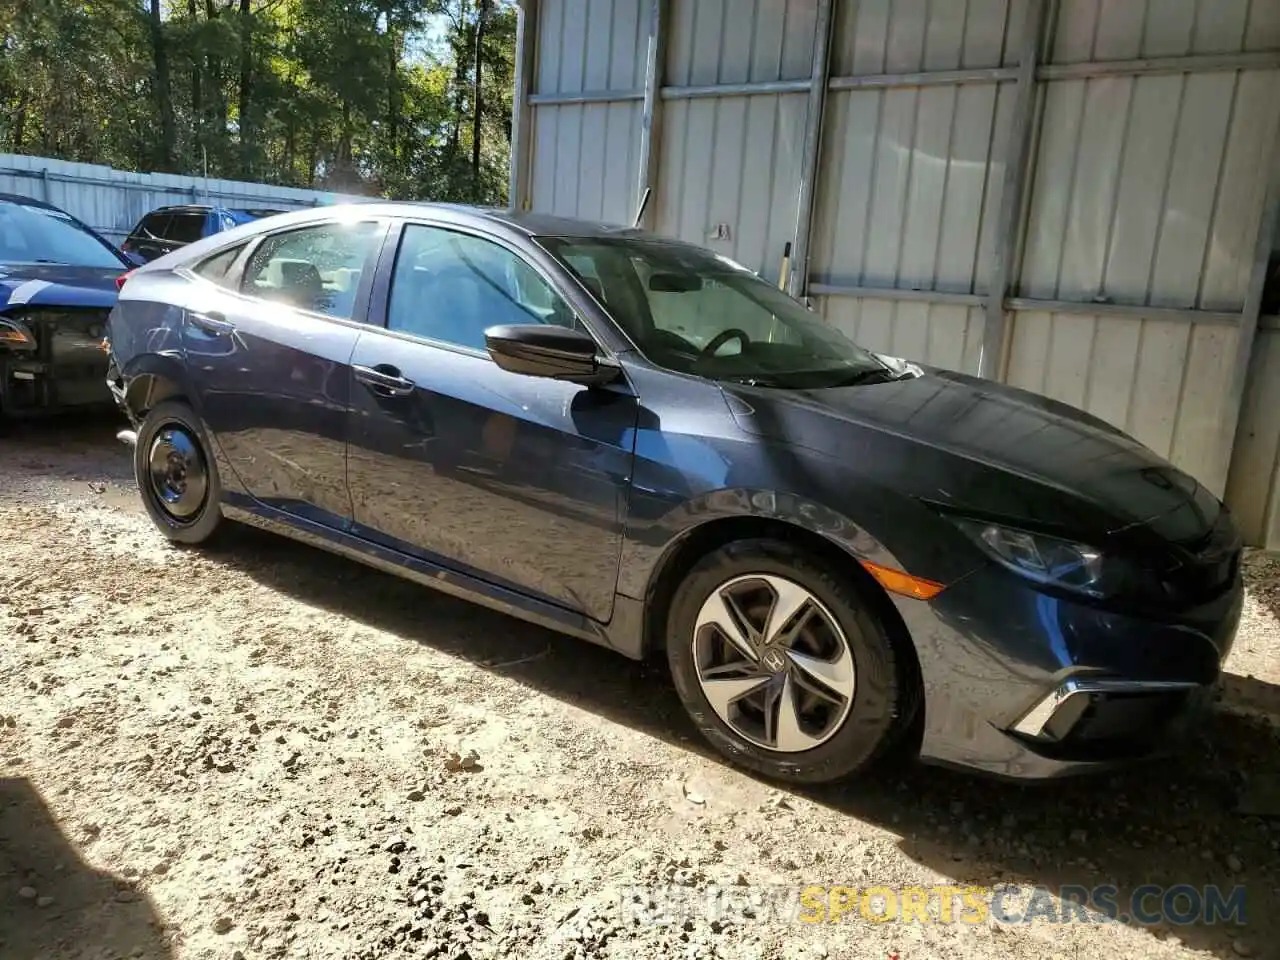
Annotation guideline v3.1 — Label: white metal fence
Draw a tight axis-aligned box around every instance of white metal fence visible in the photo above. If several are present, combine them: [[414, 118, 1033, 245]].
[[510, 0, 1280, 547], [0, 153, 362, 243]]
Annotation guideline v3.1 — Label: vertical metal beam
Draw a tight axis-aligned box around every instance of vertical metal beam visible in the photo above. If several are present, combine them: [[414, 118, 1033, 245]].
[[978, 0, 1050, 380], [1219, 131, 1280, 502], [508, 0, 539, 212], [789, 0, 837, 300], [635, 0, 668, 231]]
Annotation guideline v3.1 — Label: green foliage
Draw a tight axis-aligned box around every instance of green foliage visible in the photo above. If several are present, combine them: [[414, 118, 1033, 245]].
[[0, 0, 517, 203]]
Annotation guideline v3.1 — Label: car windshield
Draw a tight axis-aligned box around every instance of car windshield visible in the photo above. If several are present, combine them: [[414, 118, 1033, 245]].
[[0, 199, 125, 269], [537, 236, 890, 389]]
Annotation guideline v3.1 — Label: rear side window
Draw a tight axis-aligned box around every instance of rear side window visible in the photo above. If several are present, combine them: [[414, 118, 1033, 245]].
[[165, 213, 208, 244], [193, 243, 247, 288], [241, 221, 382, 320], [133, 212, 171, 240]]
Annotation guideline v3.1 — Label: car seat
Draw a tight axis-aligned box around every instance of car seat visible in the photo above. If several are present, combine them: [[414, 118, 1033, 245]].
[[278, 260, 326, 313]]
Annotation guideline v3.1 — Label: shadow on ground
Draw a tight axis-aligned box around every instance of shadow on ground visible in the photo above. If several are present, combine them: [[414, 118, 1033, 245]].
[[203, 522, 1280, 960], [0, 410, 134, 484], [0, 778, 172, 960]]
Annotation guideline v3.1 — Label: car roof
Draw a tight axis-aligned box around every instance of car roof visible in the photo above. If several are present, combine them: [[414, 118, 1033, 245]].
[[0, 192, 65, 212], [146, 205, 215, 214], [135, 201, 689, 275], [213, 200, 659, 240]]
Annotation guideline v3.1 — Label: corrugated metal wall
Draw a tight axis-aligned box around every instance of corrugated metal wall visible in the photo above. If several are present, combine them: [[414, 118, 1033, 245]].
[[529, 0, 647, 226], [520, 0, 1280, 544], [1227, 316, 1280, 547], [653, 0, 816, 271], [0, 153, 356, 243], [1007, 0, 1280, 493], [812, 0, 1020, 373]]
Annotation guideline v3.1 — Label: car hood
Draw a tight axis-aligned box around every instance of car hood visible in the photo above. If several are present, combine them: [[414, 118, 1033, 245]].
[[722, 365, 1223, 546], [0, 263, 123, 311]]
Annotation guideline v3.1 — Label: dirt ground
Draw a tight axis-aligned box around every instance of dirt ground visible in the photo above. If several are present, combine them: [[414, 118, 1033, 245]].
[[2, 414, 1279, 960]]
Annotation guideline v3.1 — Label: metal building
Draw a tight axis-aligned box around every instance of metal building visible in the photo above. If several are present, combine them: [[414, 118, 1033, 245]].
[[507, 0, 1280, 547]]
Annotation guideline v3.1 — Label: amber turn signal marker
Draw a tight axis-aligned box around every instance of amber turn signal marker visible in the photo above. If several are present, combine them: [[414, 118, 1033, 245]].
[[859, 559, 945, 601]]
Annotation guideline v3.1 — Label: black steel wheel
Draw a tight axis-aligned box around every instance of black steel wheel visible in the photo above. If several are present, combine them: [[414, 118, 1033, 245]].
[[134, 400, 223, 545]]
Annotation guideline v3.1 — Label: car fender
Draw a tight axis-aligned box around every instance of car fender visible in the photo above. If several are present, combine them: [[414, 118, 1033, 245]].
[[618, 485, 909, 605]]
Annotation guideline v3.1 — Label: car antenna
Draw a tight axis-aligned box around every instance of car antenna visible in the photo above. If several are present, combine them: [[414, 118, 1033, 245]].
[[632, 186, 652, 229]]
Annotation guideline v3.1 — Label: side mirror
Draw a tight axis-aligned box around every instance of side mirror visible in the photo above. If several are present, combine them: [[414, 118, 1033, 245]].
[[484, 324, 619, 386]]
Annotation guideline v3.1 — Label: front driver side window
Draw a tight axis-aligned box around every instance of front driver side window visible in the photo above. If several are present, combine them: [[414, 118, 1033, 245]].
[[387, 224, 579, 351]]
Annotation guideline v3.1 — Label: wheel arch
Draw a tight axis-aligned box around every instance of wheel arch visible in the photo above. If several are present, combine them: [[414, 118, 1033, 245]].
[[120, 354, 194, 421], [641, 515, 915, 657]]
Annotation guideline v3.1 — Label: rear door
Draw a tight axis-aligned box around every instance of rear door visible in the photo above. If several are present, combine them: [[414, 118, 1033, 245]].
[[344, 221, 638, 622], [181, 217, 389, 527]]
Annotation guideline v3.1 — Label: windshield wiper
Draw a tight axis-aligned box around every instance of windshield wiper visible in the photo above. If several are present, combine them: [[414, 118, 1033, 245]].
[[828, 367, 913, 387], [719, 374, 793, 388]]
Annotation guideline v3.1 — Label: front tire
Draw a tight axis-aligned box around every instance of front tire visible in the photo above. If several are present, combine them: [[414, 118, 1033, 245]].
[[666, 538, 906, 784], [134, 400, 223, 546]]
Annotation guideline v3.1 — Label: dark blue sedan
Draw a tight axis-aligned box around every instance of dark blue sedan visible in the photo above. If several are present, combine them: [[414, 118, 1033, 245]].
[[104, 203, 1243, 783], [0, 192, 132, 416]]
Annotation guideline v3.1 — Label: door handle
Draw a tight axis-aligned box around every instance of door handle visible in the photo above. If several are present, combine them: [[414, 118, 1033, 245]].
[[353, 364, 416, 396], [189, 311, 235, 335]]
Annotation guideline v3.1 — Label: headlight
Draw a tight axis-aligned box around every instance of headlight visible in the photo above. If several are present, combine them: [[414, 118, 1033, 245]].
[[955, 520, 1110, 597], [0, 317, 36, 350]]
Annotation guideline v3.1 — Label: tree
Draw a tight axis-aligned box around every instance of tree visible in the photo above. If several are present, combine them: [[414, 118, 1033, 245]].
[[471, 0, 487, 188], [0, 0, 518, 204]]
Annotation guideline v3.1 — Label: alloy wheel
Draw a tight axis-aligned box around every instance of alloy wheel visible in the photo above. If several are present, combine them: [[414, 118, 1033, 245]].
[[692, 574, 856, 753], [147, 426, 208, 523]]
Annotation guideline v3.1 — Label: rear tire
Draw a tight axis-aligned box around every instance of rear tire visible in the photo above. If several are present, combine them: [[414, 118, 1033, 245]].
[[134, 400, 223, 546], [666, 538, 906, 784]]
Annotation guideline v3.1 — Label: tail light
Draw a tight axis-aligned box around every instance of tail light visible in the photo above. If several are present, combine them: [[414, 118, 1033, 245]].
[[116, 270, 135, 291]]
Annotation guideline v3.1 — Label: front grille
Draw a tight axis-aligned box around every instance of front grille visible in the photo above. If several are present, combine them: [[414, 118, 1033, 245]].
[[1158, 514, 1242, 605], [22, 308, 111, 368], [1164, 551, 1239, 602], [1, 308, 113, 411]]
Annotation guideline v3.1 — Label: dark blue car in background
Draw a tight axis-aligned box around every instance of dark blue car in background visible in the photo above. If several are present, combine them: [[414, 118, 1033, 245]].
[[122, 204, 285, 264], [0, 192, 131, 417], [105, 203, 1244, 785]]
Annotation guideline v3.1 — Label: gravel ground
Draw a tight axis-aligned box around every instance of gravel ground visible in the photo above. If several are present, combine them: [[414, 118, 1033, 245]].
[[2, 414, 1279, 960]]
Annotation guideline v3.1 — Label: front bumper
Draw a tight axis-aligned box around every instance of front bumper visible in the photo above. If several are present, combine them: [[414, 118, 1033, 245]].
[[896, 563, 1243, 780], [1, 309, 113, 415]]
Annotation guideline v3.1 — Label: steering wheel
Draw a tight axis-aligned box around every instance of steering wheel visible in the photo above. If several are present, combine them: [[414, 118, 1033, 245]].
[[702, 328, 750, 357]]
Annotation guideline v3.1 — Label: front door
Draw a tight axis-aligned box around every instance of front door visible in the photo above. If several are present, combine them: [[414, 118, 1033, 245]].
[[345, 222, 637, 622], [181, 218, 387, 527]]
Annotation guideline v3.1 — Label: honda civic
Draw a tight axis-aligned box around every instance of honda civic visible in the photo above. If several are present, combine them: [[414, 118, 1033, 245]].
[[105, 203, 1243, 783]]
